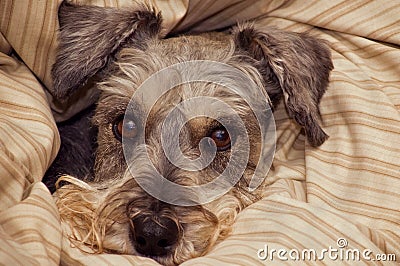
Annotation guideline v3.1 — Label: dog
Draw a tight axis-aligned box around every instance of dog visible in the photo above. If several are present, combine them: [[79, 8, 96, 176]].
[[44, 1, 333, 265]]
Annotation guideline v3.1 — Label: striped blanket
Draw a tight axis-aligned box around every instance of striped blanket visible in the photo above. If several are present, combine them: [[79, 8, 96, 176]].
[[1, 0, 399, 265]]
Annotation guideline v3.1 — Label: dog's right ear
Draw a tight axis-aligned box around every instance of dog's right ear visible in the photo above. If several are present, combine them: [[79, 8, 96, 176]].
[[51, 1, 162, 102]]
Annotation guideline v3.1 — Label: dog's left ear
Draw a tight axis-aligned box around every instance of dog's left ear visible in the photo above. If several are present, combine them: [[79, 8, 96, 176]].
[[51, 1, 162, 102], [233, 24, 333, 147]]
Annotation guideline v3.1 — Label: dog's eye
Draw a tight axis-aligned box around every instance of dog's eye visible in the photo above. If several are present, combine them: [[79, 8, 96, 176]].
[[113, 116, 138, 141], [209, 127, 231, 151]]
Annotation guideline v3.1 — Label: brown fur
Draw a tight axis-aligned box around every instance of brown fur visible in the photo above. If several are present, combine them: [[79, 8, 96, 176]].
[[52, 2, 333, 265]]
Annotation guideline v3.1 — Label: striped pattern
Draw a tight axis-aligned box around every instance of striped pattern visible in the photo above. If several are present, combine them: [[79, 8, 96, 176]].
[[1, 0, 399, 265]]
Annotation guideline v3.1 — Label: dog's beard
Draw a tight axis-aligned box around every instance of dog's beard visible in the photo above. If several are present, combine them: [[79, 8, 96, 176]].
[[54, 149, 247, 265]]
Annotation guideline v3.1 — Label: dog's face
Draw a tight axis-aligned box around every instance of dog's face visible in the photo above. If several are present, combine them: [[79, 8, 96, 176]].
[[52, 2, 333, 265], [89, 44, 265, 263]]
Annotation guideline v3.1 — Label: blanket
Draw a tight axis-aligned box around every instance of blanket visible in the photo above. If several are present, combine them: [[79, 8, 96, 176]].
[[1, 0, 399, 265]]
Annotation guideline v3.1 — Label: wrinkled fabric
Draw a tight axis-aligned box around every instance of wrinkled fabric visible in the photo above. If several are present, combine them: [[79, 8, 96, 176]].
[[0, 0, 399, 265]]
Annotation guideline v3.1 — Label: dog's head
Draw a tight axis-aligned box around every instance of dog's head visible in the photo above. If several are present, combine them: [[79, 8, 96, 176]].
[[53, 2, 333, 265]]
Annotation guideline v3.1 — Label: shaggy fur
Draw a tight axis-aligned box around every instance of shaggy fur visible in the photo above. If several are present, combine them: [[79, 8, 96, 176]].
[[45, 1, 333, 265]]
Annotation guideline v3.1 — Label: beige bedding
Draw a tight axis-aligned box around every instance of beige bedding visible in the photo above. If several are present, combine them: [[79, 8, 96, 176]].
[[1, 0, 399, 265]]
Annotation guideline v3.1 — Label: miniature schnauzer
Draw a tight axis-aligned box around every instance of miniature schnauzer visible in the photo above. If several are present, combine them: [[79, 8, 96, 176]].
[[44, 1, 333, 265]]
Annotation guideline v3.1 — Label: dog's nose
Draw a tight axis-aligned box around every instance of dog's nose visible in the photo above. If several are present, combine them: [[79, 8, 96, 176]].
[[132, 216, 179, 256]]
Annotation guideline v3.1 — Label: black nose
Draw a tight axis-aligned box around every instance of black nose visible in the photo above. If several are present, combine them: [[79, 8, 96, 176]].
[[131, 215, 179, 256]]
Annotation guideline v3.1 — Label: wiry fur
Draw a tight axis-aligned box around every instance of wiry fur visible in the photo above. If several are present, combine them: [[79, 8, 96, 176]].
[[48, 2, 333, 265]]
